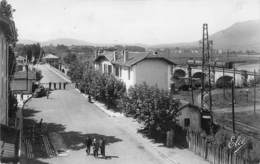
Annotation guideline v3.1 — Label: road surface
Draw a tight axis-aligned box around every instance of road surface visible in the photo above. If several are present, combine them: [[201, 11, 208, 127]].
[[24, 64, 209, 164]]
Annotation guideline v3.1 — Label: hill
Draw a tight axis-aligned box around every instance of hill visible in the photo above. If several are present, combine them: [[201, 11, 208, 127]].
[[210, 19, 260, 52], [151, 19, 260, 52], [41, 38, 94, 46]]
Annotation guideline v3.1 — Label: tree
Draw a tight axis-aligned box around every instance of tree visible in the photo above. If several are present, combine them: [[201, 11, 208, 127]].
[[0, 0, 14, 18]]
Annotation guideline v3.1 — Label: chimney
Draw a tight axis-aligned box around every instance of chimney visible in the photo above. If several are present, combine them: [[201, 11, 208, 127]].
[[95, 49, 99, 59], [113, 51, 117, 61], [123, 49, 128, 63]]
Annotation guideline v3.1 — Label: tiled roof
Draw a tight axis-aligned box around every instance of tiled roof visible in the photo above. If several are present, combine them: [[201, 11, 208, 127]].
[[94, 51, 115, 62], [13, 71, 36, 80], [95, 50, 178, 67], [43, 54, 59, 59], [113, 51, 177, 67], [16, 56, 26, 60]]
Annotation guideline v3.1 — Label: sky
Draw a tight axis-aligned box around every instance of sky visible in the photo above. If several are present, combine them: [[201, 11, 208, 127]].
[[8, 0, 260, 45]]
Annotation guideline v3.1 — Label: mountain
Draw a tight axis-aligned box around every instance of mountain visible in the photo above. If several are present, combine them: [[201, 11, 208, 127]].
[[18, 39, 38, 45], [41, 38, 94, 46], [210, 19, 260, 52], [151, 19, 260, 52]]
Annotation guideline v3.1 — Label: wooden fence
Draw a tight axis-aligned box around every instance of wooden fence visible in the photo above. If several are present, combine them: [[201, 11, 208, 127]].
[[186, 130, 259, 164]]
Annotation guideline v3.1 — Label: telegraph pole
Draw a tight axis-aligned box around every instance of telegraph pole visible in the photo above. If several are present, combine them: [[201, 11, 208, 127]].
[[254, 69, 256, 113], [223, 67, 225, 98], [188, 65, 194, 104], [231, 80, 235, 133], [200, 23, 212, 111]]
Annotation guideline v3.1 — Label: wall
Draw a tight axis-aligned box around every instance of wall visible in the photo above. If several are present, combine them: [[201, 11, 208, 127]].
[[177, 106, 201, 132], [10, 79, 33, 93], [0, 29, 8, 125], [135, 59, 170, 90], [120, 66, 135, 90]]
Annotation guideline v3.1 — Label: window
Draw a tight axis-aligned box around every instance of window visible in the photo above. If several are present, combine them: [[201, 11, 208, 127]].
[[128, 68, 131, 80], [108, 65, 112, 74], [184, 118, 190, 127], [119, 67, 122, 77], [115, 66, 119, 77], [104, 64, 108, 73]]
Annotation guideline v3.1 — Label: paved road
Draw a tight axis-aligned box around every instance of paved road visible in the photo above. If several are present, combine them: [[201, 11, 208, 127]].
[[36, 64, 71, 84], [24, 65, 209, 164], [26, 89, 208, 164]]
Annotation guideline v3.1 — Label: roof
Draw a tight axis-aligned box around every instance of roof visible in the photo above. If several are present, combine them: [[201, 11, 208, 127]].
[[43, 53, 59, 59], [177, 102, 202, 113], [12, 71, 36, 80], [94, 51, 115, 62], [16, 55, 26, 60], [95, 50, 177, 67]]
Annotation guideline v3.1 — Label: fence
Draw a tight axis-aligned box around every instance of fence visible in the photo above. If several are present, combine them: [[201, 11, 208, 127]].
[[186, 130, 258, 164]]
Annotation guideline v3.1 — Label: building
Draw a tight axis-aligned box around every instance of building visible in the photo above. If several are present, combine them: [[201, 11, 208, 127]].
[[176, 103, 202, 132], [10, 70, 36, 94], [16, 55, 26, 65], [0, 15, 16, 125], [94, 50, 175, 90], [0, 13, 19, 163], [42, 53, 60, 68]]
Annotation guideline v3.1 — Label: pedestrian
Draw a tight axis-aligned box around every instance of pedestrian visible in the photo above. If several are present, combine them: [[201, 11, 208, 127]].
[[100, 138, 106, 158], [46, 89, 49, 99], [85, 137, 92, 155], [88, 95, 92, 103], [93, 138, 99, 157]]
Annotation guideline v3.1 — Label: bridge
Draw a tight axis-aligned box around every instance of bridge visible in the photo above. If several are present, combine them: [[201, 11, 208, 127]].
[[172, 65, 257, 87]]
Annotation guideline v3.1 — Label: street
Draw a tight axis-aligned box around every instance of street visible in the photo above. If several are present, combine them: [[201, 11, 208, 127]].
[[23, 64, 209, 164]]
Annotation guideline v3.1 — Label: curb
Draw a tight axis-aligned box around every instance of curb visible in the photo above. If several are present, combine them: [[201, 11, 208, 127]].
[[76, 89, 123, 117]]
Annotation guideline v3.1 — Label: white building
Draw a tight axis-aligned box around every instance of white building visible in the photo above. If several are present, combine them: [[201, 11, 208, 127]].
[[94, 50, 176, 90]]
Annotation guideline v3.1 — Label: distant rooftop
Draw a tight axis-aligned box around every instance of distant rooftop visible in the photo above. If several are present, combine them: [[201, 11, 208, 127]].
[[43, 53, 59, 59], [95, 50, 177, 67]]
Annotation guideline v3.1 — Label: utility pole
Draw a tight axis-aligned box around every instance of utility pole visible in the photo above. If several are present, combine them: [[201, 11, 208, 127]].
[[232, 80, 235, 134], [200, 23, 212, 111], [254, 69, 256, 113], [233, 67, 236, 104], [188, 65, 194, 104], [223, 66, 225, 98]]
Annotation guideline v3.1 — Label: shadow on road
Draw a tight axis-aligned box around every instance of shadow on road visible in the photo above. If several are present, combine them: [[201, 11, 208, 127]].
[[23, 108, 122, 161]]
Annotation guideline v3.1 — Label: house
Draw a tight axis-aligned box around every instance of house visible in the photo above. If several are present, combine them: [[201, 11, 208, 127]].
[[0, 16, 16, 125], [94, 50, 175, 90], [176, 103, 202, 132], [42, 53, 60, 68], [176, 103, 212, 134], [10, 70, 37, 94], [0, 13, 20, 164], [16, 55, 26, 65]]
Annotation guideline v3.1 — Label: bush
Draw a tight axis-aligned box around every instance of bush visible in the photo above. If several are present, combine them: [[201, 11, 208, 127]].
[[81, 69, 126, 110], [120, 83, 181, 138]]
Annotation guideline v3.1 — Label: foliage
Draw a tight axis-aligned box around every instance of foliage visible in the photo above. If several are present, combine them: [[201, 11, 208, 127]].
[[15, 43, 42, 63], [81, 67, 126, 110], [119, 83, 181, 137], [0, 0, 14, 18], [8, 92, 17, 118], [35, 70, 43, 81], [8, 46, 16, 77], [63, 53, 77, 65]]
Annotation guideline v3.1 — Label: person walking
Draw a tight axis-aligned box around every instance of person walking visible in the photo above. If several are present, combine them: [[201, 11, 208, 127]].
[[93, 138, 99, 158], [85, 137, 92, 155], [46, 89, 49, 99], [100, 138, 106, 158]]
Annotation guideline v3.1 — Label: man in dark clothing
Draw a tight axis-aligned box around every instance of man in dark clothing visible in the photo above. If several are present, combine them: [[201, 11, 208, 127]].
[[85, 137, 92, 155], [100, 138, 106, 158], [92, 138, 99, 157]]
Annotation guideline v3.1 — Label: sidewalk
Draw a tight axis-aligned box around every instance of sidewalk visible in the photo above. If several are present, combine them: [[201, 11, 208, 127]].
[[78, 89, 209, 164]]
